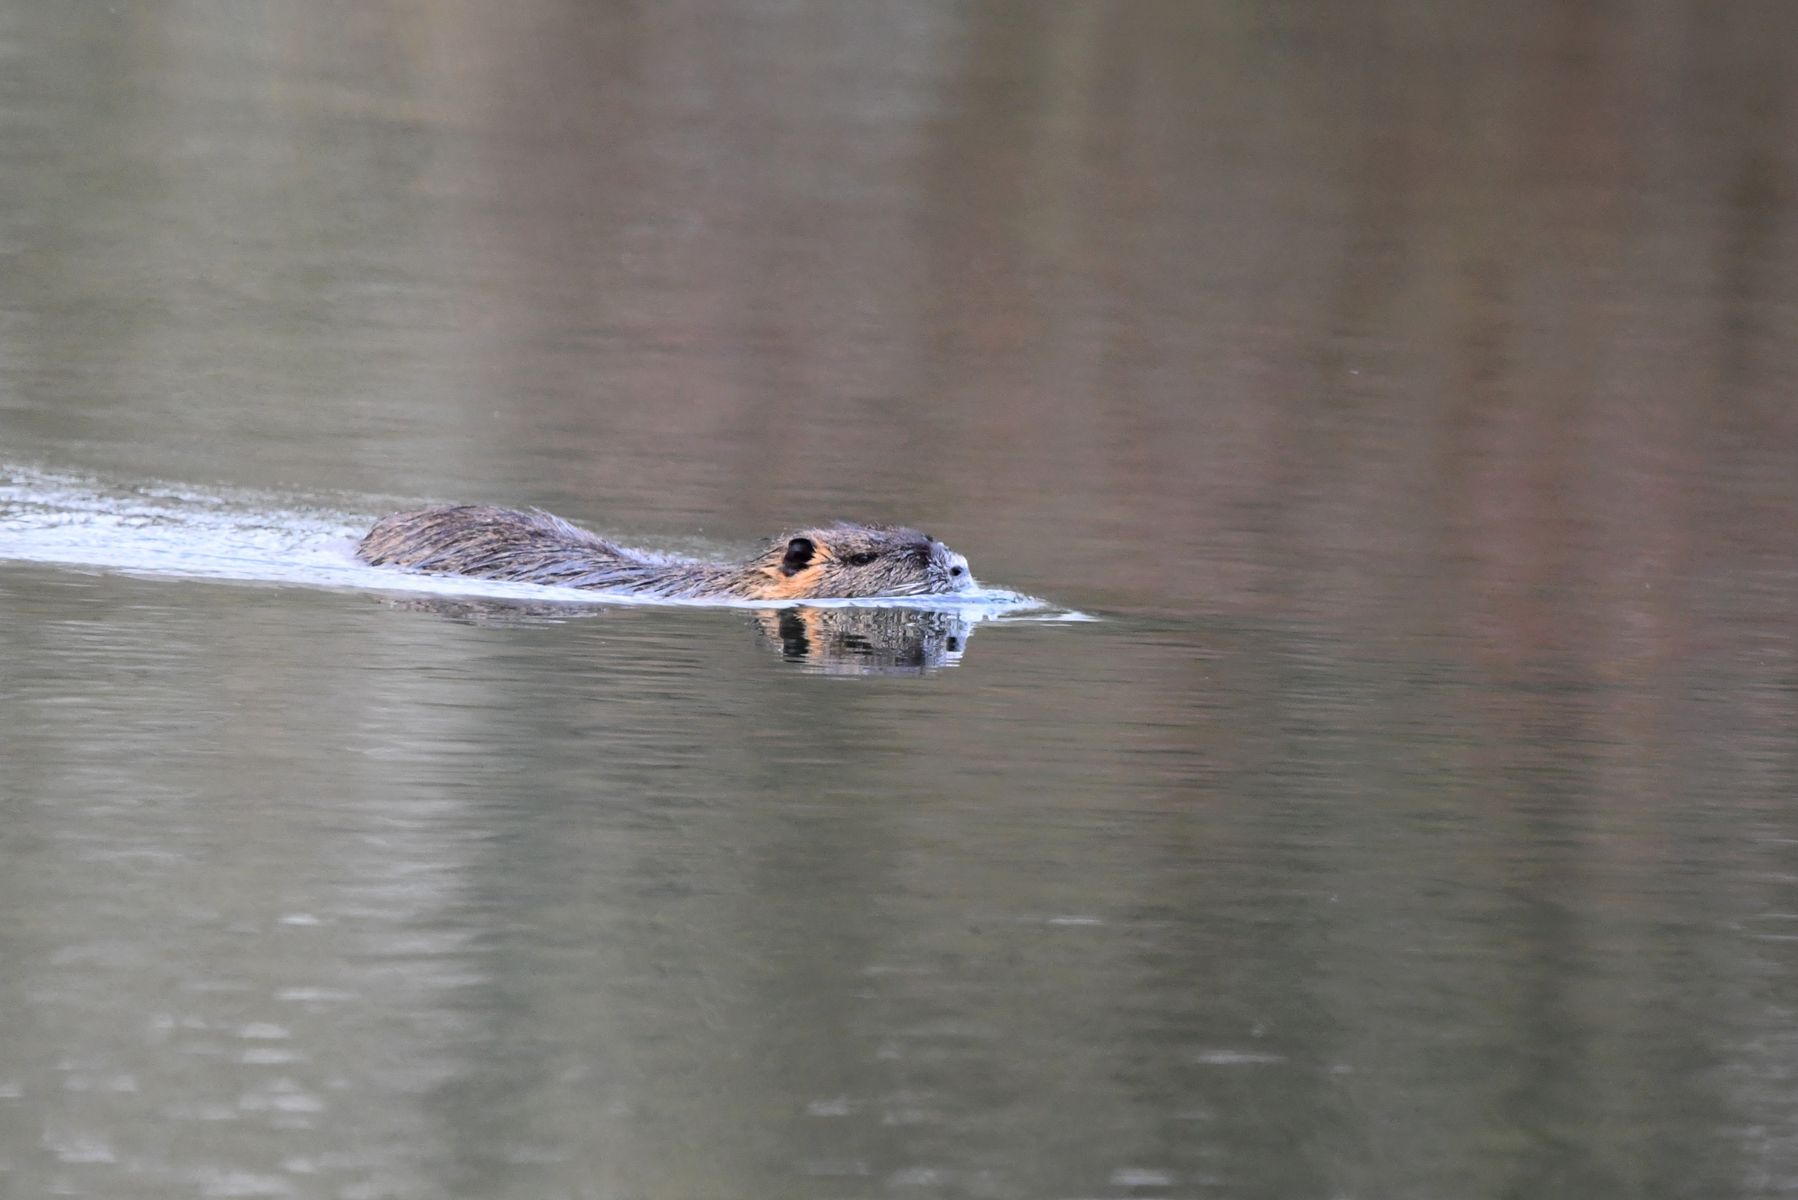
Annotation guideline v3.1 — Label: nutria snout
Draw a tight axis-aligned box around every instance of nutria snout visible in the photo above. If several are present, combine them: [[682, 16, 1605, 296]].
[[356, 505, 975, 601]]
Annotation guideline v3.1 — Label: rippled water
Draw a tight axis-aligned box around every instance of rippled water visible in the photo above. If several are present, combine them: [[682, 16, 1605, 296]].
[[4, 2, 1798, 1199]]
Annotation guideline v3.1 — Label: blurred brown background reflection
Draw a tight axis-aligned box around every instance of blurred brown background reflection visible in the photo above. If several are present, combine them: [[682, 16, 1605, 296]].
[[3, 3, 1797, 1198]]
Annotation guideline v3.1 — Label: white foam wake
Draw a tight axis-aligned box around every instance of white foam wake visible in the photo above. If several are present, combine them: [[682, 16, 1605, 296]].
[[0, 464, 1084, 619]]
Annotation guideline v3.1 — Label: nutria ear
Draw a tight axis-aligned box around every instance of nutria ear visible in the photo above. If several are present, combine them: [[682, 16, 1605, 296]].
[[780, 537, 816, 576]]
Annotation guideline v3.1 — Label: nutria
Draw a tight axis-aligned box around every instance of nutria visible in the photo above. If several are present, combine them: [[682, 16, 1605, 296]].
[[356, 505, 975, 600]]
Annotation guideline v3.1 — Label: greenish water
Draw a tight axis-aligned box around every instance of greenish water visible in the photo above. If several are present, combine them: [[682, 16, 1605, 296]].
[[3, 3, 1798, 1198]]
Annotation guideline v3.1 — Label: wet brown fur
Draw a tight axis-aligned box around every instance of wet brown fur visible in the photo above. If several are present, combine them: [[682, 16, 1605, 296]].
[[356, 505, 972, 600]]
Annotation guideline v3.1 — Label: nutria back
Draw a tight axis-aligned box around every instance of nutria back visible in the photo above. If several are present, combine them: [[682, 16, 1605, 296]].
[[356, 505, 975, 601]]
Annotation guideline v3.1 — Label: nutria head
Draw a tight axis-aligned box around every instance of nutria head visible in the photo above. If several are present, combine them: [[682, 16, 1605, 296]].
[[751, 524, 974, 600]]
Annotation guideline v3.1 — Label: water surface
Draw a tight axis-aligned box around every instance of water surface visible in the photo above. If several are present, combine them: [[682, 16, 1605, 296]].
[[3, 2, 1797, 1198]]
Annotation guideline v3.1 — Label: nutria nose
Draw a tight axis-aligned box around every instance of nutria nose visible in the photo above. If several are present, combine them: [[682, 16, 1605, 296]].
[[948, 553, 974, 589]]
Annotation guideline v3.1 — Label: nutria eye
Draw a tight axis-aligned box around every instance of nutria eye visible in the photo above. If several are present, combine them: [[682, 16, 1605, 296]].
[[950, 565, 964, 576], [781, 537, 816, 576], [843, 551, 878, 567]]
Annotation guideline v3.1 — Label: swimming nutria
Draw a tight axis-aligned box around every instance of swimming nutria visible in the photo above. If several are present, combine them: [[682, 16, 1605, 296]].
[[356, 505, 975, 600]]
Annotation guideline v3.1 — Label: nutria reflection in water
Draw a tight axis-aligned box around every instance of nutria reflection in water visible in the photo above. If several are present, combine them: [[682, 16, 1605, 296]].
[[755, 607, 974, 674], [368, 597, 977, 674], [358, 505, 975, 600]]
